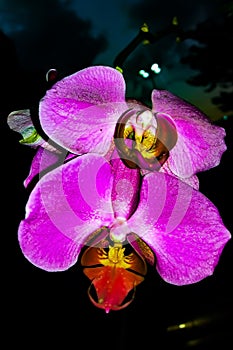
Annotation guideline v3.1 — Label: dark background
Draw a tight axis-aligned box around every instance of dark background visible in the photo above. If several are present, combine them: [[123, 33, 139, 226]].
[[2, 0, 233, 348]]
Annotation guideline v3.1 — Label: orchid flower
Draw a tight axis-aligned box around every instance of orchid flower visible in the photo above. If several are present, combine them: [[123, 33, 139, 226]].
[[17, 149, 231, 312], [8, 65, 231, 312], [8, 65, 226, 190], [37, 65, 226, 187]]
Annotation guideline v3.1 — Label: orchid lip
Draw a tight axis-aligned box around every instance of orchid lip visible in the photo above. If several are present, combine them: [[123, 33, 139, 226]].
[[87, 282, 136, 313], [81, 241, 147, 313], [114, 108, 177, 170]]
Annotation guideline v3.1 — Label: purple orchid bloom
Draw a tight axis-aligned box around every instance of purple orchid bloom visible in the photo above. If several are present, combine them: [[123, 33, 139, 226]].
[[8, 65, 226, 190], [37, 65, 226, 188], [8, 65, 231, 312], [17, 150, 231, 312]]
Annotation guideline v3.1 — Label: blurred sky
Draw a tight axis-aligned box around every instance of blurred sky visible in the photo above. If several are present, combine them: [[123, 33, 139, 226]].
[[0, 0, 230, 119]]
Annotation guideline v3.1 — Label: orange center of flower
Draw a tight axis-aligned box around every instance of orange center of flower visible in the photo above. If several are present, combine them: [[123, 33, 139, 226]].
[[81, 242, 147, 313]]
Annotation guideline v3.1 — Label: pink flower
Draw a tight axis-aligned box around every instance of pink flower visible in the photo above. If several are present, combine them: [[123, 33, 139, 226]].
[[38, 65, 226, 189], [8, 65, 227, 190], [18, 152, 231, 312], [8, 65, 231, 312]]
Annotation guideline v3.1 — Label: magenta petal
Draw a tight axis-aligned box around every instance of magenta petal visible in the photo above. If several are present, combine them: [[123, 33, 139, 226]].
[[152, 89, 227, 178], [160, 162, 200, 190], [18, 154, 114, 271], [24, 147, 77, 188], [39, 66, 128, 154], [24, 147, 61, 187], [110, 154, 141, 219], [128, 171, 231, 285]]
